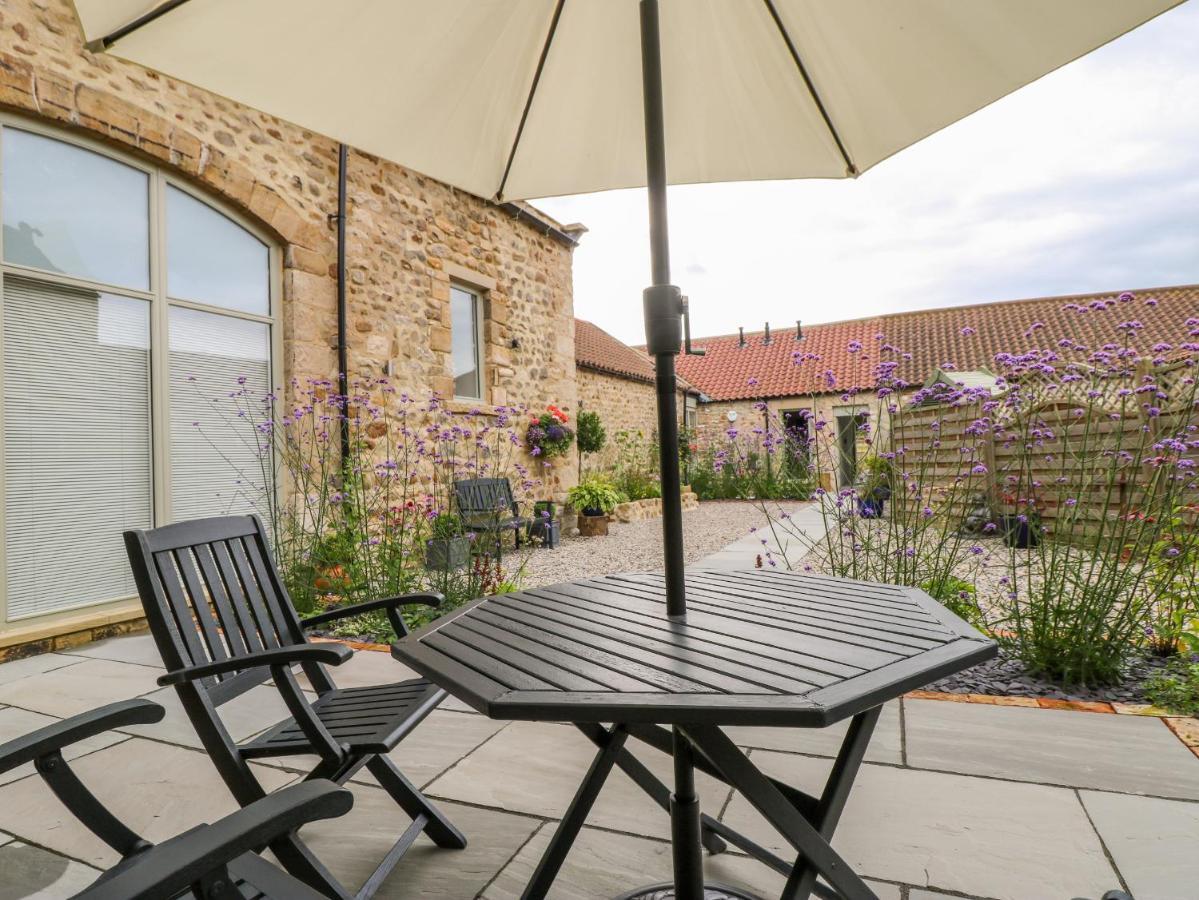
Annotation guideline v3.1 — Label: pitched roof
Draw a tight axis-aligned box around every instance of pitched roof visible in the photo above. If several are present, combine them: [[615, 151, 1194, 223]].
[[574, 318, 697, 392], [675, 285, 1199, 401]]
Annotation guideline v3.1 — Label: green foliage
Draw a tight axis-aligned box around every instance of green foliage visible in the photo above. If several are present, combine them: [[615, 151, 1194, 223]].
[[1144, 657, 1199, 716], [686, 444, 814, 501], [430, 512, 463, 540], [1145, 506, 1199, 655], [568, 476, 624, 515], [607, 430, 663, 501], [576, 410, 607, 456], [921, 575, 982, 626]]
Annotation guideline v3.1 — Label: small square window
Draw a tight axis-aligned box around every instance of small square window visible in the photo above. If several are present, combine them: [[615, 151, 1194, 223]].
[[450, 284, 484, 400]]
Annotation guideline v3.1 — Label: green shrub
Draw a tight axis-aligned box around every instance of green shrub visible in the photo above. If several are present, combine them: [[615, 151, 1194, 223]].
[[568, 476, 624, 516], [607, 430, 663, 501], [1144, 658, 1199, 716], [576, 410, 607, 456], [921, 575, 982, 626]]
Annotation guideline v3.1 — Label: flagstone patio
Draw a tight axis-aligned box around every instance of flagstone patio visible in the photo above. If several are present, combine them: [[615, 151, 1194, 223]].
[[1, 514, 1196, 900]]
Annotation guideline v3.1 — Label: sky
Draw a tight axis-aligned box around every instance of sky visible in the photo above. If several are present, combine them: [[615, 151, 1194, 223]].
[[533, 3, 1199, 346]]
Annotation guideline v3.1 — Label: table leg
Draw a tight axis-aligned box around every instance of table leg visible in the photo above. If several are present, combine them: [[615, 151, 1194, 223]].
[[681, 723, 878, 900], [521, 724, 629, 900], [783, 707, 880, 900], [575, 724, 728, 856]]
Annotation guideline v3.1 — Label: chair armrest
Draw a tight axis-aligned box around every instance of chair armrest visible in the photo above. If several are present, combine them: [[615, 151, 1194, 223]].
[[73, 780, 353, 900], [300, 592, 445, 629], [157, 644, 352, 687], [0, 700, 164, 777]]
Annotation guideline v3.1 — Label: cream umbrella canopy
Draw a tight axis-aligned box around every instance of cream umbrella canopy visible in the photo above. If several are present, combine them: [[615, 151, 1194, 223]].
[[72, 3, 1184, 898]]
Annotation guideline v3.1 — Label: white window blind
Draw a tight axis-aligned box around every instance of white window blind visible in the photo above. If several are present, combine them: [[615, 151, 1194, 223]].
[[169, 307, 272, 523], [2, 276, 152, 619]]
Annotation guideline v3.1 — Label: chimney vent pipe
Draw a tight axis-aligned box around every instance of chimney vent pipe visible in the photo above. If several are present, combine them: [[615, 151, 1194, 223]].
[[738, 327, 745, 348], [795, 320, 803, 340], [764, 323, 771, 345]]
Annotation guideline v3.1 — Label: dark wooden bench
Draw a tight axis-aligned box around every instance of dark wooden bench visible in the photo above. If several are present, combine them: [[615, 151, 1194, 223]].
[[0, 698, 352, 900], [454, 477, 530, 557], [124, 515, 466, 900]]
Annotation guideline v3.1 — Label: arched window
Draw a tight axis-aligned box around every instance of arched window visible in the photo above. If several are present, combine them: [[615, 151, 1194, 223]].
[[0, 120, 278, 625]]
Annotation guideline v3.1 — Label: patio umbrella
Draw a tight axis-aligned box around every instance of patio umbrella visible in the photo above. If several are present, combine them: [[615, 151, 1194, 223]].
[[73, 0, 1181, 620], [72, 2, 1184, 896]]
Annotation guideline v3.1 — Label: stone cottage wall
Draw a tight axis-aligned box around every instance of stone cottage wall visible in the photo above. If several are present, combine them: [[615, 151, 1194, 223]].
[[576, 366, 689, 471], [0, 0, 579, 499]]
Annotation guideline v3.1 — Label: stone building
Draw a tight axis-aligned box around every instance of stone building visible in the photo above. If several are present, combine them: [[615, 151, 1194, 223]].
[[676, 286, 1199, 490], [0, 0, 581, 651], [574, 319, 697, 470]]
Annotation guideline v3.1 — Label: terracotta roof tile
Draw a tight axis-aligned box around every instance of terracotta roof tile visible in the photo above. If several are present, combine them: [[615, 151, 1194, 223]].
[[575, 318, 657, 383], [676, 285, 1199, 401]]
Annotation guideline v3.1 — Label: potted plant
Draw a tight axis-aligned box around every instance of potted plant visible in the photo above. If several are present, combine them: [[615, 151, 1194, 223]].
[[998, 492, 1042, 548], [567, 477, 623, 537], [856, 456, 893, 518], [526, 404, 576, 458], [425, 512, 470, 570]]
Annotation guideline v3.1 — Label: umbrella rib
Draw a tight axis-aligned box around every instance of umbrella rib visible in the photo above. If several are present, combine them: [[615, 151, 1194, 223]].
[[496, 0, 567, 201], [88, 0, 195, 51], [760, 0, 857, 177]]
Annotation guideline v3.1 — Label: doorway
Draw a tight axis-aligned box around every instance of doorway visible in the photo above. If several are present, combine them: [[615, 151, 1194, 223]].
[[836, 414, 859, 487]]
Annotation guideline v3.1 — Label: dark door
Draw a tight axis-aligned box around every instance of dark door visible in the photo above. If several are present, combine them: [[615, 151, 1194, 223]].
[[836, 414, 857, 487]]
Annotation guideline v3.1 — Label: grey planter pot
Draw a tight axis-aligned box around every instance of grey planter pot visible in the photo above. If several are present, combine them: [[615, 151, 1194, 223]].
[[425, 535, 471, 571]]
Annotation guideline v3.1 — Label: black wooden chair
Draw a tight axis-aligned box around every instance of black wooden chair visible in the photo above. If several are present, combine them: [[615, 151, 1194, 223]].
[[454, 477, 529, 557], [124, 515, 466, 900], [0, 698, 352, 900]]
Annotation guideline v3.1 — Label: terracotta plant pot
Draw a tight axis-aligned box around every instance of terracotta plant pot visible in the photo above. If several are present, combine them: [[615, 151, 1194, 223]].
[[577, 513, 609, 537]]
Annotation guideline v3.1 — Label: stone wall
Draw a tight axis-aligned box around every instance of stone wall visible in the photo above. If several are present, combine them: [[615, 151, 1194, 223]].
[[0, 0, 579, 499], [576, 366, 688, 471]]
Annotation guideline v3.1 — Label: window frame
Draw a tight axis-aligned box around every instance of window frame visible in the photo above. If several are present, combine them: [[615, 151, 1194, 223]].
[[449, 281, 486, 402], [0, 114, 282, 628]]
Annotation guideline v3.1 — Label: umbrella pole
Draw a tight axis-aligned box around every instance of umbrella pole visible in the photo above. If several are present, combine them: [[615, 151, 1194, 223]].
[[639, 5, 704, 900], [639, 0, 686, 621]]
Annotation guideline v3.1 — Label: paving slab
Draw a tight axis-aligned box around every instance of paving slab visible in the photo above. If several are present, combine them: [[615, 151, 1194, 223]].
[[726, 700, 903, 764], [300, 644, 420, 690], [905, 698, 1199, 799], [63, 633, 165, 669], [0, 841, 101, 899], [0, 652, 82, 687], [0, 830, 11, 847], [483, 823, 901, 900], [0, 705, 129, 786], [909, 891, 990, 900], [720, 751, 1116, 900], [0, 737, 294, 868], [0, 657, 160, 718], [301, 788, 540, 900], [426, 720, 733, 841], [1081, 790, 1199, 900]]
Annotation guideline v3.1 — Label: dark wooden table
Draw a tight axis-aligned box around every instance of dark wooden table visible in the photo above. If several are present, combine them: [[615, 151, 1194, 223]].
[[392, 569, 996, 900]]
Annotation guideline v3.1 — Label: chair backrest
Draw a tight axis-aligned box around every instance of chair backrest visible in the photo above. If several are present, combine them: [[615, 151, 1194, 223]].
[[124, 515, 308, 705], [454, 477, 516, 517]]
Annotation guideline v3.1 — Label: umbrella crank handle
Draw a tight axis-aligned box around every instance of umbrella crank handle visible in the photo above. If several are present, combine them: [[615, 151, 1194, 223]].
[[681, 296, 705, 357]]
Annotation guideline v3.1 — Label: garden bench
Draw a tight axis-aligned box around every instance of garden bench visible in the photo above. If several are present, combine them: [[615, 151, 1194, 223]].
[[454, 477, 530, 556], [124, 515, 466, 900], [0, 698, 352, 900]]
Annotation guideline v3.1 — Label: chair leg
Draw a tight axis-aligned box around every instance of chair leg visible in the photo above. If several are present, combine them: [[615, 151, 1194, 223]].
[[268, 830, 355, 900], [365, 754, 467, 849]]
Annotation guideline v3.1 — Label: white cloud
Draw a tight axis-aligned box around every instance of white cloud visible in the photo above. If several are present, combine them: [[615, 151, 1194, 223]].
[[534, 4, 1199, 344]]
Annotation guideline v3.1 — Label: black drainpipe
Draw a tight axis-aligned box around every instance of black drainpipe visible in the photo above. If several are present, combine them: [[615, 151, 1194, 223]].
[[335, 143, 351, 463]]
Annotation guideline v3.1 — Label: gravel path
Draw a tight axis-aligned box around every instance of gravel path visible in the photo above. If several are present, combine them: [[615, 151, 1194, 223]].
[[515, 500, 774, 589]]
